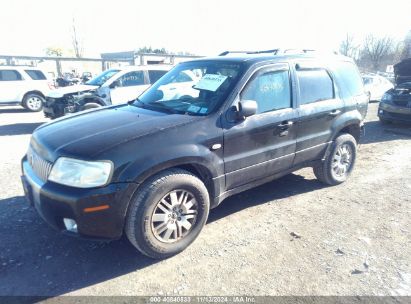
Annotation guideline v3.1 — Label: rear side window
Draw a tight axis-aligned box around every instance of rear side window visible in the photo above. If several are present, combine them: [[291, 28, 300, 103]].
[[241, 70, 291, 114], [297, 69, 334, 104], [331, 61, 364, 99], [25, 70, 47, 80], [148, 70, 167, 84], [0, 70, 22, 81]]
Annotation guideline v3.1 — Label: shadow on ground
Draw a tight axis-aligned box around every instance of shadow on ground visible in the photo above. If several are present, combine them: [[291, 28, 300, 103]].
[[361, 120, 411, 145], [0, 173, 323, 296], [0, 108, 31, 114], [0, 123, 44, 136]]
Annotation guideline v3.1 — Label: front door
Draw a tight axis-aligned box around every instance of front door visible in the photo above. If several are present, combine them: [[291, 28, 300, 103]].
[[223, 64, 298, 190], [109, 70, 149, 104]]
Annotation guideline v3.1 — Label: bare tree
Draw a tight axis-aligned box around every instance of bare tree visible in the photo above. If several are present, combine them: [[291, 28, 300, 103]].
[[339, 34, 359, 59], [362, 34, 394, 71], [72, 17, 84, 58], [401, 30, 411, 60]]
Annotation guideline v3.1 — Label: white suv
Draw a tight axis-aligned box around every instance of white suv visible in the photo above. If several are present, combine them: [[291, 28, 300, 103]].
[[0, 66, 52, 112]]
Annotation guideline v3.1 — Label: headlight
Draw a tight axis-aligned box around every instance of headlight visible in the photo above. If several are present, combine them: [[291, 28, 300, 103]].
[[381, 93, 392, 103], [48, 157, 113, 188]]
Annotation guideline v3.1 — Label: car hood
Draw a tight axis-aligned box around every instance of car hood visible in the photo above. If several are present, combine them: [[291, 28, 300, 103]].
[[31, 104, 197, 160], [47, 84, 99, 98]]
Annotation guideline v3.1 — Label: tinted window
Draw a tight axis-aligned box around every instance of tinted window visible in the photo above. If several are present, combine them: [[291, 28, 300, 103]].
[[148, 70, 167, 84], [25, 70, 47, 80], [297, 69, 334, 104], [0, 70, 22, 81], [118, 71, 144, 87], [332, 61, 364, 98], [242, 70, 291, 114]]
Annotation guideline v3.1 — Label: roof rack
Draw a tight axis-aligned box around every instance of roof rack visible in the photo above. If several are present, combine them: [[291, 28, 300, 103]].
[[219, 49, 316, 56]]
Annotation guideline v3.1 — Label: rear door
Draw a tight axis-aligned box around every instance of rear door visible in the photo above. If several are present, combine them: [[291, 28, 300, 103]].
[[223, 63, 298, 190], [0, 69, 25, 103], [293, 62, 344, 164]]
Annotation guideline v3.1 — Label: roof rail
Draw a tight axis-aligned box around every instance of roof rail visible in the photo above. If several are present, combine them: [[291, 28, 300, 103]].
[[219, 49, 316, 56]]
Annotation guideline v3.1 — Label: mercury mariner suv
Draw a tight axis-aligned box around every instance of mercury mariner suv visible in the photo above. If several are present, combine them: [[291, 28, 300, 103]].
[[21, 50, 368, 259]]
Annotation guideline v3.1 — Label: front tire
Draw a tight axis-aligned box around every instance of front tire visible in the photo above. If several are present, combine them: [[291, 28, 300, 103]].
[[125, 169, 210, 259], [23, 94, 44, 112], [313, 133, 357, 185]]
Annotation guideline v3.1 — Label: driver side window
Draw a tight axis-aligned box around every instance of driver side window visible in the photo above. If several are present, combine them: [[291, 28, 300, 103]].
[[241, 70, 291, 114], [118, 71, 145, 87]]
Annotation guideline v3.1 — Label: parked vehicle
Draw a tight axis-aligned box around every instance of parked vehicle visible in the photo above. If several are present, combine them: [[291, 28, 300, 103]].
[[21, 51, 368, 258], [362, 74, 394, 101], [378, 59, 411, 124], [379, 83, 411, 124], [0, 66, 52, 111], [43, 65, 173, 119]]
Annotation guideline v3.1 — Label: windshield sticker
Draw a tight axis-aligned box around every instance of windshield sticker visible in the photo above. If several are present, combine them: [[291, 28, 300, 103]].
[[187, 105, 201, 113], [194, 74, 228, 91]]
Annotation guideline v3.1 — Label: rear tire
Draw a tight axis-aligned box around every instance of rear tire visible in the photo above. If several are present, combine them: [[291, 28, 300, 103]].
[[313, 133, 357, 185], [125, 169, 209, 259], [23, 93, 44, 112]]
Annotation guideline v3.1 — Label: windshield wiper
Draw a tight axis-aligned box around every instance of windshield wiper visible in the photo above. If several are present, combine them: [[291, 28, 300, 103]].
[[131, 99, 184, 114]]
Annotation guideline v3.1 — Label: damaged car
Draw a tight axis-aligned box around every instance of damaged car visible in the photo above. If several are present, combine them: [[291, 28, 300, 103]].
[[43, 65, 172, 119], [378, 58, 411, 124]]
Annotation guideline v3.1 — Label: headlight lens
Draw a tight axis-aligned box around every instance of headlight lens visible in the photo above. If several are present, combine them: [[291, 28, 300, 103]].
[[381, 93, 392, 103], [48, 157, 112, 188]]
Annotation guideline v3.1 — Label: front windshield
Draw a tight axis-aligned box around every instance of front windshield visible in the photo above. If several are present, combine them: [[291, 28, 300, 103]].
[[134, 61, 244, 115], [86, 69, 120, 86]]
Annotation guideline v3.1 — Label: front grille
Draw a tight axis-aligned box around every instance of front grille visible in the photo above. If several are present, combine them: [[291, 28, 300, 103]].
[[27, 147, 53, 182]]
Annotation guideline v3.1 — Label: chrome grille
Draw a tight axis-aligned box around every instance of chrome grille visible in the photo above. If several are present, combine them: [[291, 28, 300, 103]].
[[27, 147, 53, 182]]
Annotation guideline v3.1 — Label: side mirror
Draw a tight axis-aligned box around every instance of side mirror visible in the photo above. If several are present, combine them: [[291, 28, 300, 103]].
[[238, 100, 257, 118]]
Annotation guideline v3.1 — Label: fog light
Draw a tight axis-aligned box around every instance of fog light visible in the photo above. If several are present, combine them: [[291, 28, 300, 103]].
[[379, 109, 384, 115], [63, 218, 78, 233]]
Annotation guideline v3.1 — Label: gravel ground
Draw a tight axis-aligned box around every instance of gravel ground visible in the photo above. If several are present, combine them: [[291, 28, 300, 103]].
[[0, 103, 410, 296]]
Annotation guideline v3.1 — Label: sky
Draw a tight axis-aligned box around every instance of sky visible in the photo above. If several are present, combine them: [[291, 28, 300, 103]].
[[0, 0, 410, 57]]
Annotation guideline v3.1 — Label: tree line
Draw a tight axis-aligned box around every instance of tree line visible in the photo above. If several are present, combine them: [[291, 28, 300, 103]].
[[339, 32, 411, 73]]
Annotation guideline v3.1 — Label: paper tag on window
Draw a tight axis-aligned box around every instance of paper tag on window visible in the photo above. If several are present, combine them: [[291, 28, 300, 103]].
[[187, 105, 201, 112], [194, 74, 228, 92]]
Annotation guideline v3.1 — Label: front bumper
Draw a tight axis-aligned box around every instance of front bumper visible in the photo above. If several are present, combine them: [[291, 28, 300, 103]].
[[378, 102, 411, 123], [21, 158, 138, 240]]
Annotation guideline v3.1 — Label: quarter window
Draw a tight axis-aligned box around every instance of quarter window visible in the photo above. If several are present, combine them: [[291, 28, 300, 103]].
[[0, 70, 23, 81], [25, 70, 47, 80], [297, 69, 334, 104], [241, 70, 291, 114]]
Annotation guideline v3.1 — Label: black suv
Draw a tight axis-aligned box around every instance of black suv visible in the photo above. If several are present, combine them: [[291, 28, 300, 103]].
[[21, 51, 368, 259]]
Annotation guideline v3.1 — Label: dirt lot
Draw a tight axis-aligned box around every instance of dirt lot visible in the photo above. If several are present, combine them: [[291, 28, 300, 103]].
[[0, 103, 410, 297]]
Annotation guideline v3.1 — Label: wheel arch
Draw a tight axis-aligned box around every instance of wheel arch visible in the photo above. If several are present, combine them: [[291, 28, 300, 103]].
[[22, 90, 45, 102]]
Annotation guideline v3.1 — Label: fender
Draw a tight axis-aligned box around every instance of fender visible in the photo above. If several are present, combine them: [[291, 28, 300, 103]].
[[117, 142, 225, 207], [75, 93, 108, 107]]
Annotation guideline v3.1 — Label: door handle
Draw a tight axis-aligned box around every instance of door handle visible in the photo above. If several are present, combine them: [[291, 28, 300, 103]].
[[277, 121, 293, 129], [328, 109, 341, 117]]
